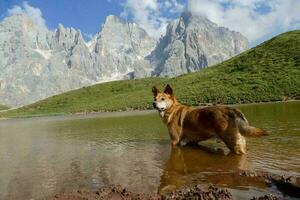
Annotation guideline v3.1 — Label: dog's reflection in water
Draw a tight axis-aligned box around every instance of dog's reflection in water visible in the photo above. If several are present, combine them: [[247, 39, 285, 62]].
[[158, 145, 252, 194]]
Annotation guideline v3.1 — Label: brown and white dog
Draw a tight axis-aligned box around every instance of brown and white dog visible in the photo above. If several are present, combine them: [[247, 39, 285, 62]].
[[152, 84, 268, 154]]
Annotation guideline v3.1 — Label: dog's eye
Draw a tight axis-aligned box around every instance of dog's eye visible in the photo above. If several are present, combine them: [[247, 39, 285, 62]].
[[161, 98, 165, 101]]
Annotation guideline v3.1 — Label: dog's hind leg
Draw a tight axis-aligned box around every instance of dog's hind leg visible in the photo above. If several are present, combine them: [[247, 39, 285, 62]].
[[233, 132, 246, 154], [219, 126, 247, 155]]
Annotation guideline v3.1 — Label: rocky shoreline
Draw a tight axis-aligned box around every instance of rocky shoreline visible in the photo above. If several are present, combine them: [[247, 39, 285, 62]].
[[48, 170, 300, 200]]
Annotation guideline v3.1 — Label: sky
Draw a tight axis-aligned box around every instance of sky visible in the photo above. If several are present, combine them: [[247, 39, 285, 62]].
[[0, 0, 300, 46]]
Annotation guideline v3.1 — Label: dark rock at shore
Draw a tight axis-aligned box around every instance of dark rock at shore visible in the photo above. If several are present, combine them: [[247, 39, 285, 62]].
[[271, 175, 300, 198], [239, 170, 300, 198]]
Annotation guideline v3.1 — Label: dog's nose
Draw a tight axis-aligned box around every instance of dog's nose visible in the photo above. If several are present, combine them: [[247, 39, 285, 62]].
[[152, 102, 157, 109]]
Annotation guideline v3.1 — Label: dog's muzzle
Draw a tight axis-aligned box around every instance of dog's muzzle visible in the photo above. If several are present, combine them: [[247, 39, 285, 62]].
[[153, 102, 166, 111], [153, 103, 165, 111]]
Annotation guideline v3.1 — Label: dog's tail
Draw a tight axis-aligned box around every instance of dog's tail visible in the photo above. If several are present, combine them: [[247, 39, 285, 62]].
[[232, 108, 268, 137]]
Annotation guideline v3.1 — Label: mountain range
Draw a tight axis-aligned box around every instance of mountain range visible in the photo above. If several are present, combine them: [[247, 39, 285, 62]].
[[0, 11, 248, 107]]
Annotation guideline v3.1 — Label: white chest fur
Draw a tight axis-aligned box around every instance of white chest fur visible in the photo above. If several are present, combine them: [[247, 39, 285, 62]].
[[159, 111, 165, 118]]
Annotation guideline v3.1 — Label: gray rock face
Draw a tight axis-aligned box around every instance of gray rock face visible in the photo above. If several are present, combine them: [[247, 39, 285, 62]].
[[0, 12, 248, 107], [148, 12, 249, 77], [91, 15, 156, 79], [0, 14, 155, 106], [0, 14, 96, 106]]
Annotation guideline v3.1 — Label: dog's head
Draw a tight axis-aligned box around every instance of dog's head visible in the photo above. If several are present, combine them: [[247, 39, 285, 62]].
[[152, 84, 176, 111]]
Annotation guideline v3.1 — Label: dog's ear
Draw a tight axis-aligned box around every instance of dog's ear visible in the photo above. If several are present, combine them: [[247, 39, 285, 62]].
[[152, 86, 159, 97], [164, 84, 173, 95]]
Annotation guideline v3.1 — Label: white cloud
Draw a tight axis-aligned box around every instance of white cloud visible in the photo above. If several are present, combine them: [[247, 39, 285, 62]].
[[188, 0, 300, 45], [121, 0, 300, 44], [83, 32, 94, 40], [7, 1, 46, 28], [161, 0, 185, 14], [121, 0, 184, 39]]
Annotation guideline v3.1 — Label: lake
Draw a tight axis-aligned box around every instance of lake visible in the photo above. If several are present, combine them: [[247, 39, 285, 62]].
[[0, 101, 299, 199]]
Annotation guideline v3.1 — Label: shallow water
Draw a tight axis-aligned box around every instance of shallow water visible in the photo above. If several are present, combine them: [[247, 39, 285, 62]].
[[0, 101, 299, 199]]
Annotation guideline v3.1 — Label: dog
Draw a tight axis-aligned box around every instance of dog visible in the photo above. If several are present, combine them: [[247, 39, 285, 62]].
[[152, 84, 268, 154]]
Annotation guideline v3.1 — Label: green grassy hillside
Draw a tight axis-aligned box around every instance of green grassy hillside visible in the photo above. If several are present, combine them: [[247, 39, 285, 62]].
[[2, 30, 300, 118], [0, 105, 9, 111]]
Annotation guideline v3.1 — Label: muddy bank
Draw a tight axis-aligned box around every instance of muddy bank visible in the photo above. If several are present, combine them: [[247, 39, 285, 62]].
[[49, 184, 233, 200], [48, 184, 279, 200], [48, 170, 300, 200]]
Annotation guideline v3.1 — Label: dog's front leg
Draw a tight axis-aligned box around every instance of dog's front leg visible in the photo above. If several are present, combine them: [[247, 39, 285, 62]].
[[168, 125, 182, 146]]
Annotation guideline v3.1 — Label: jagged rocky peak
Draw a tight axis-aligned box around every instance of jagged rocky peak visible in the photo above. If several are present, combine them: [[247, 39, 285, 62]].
[[95, 14, 156, 56], [92, 14, 156, 78], [0, 14, 94, 107], [149, 11, 249, 77], [181, 11, 248, 53], [105, 14, 124, 24], [54, 24, 85, 50]]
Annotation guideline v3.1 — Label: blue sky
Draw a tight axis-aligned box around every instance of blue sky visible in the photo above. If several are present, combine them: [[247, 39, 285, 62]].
[[1, 0, 300, 46], [0, 0, 125, 38]]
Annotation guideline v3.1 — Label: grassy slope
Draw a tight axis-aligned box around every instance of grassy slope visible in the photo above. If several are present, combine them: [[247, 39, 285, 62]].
[[0, 105, 9, 111], [2, 30, 300, 118]]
